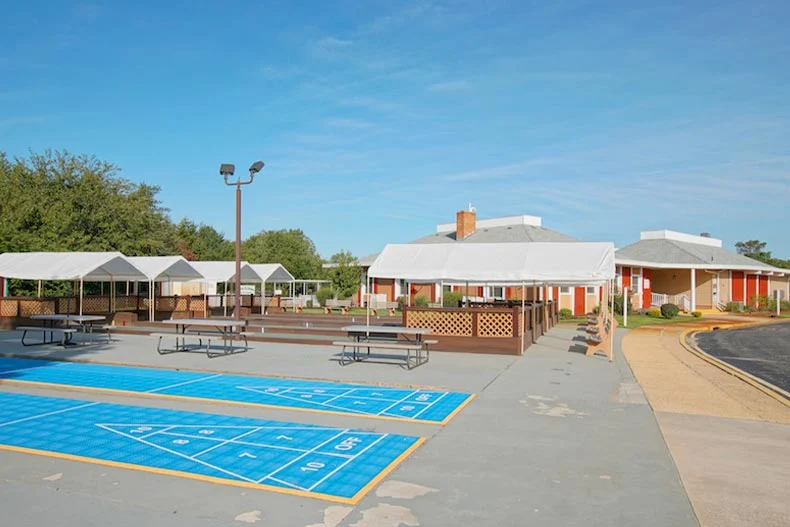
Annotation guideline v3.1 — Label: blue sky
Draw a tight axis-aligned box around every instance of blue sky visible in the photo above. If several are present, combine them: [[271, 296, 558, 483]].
[[2, 0, 789, 259]]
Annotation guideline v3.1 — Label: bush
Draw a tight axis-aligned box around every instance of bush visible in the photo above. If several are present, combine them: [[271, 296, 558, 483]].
[[725, 301, 744, 313], [692, 310, 702, 318], [613, 294, 633, 316], [442, 291, 462, 307], [660, 303, 679, 319], [634, 308, 649, 316], [559, 308, 573, 319], [396, 296, 407, 310], [592, 305, 600, 314], [414, 295, 429, 307], [315, 287, 335, 307], [647, 309, 661, 318]]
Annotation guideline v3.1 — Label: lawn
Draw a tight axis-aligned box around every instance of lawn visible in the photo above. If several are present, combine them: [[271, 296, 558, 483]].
[[558, 313, 694, 330]]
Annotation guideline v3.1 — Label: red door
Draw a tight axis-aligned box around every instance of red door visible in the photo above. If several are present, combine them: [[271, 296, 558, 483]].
[[642, 269, 652, 308], [574, 287, 586, 315], [746, 275, 758, 306], [759, 276, 768, 297], [731, 272, 744, 302]]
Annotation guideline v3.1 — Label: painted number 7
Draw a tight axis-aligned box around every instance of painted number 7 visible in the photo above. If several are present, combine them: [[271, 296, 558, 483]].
[[300, 462, 325, 472]]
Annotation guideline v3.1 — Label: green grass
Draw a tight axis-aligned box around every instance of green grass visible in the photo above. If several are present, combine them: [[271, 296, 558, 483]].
[[279, 307, 400, 316], [614, 314, 693, 329]]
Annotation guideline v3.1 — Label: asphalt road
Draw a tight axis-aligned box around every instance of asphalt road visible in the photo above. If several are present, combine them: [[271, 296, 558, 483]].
[[695, 321, 790, 394]]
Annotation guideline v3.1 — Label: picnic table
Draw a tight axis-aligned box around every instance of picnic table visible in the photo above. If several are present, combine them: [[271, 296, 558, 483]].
[[20, 314, 109, 346], [152, 318, 249, 358], [334, 325, 435, 369]]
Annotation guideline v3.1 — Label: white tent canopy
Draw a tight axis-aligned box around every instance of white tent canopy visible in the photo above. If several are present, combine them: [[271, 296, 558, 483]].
[[188, 261, 261, 283], [248, 263, 294, 283], [124, 256, 204, 282], [0, 251, 147, 281], [367, 242, 616, 285]]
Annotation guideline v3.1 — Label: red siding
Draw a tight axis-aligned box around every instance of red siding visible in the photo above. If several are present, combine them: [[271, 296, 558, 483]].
[[642, 269, 652, 309], [622, 267, 632, 291], [574, 287, 586, 315], [759, 275, 769, 297], [0, 276, 4, 297], [731, 272, 744, 302]]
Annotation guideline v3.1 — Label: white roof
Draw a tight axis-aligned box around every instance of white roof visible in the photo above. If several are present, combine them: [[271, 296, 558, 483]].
[[0, 252, 147, 281], [188, 261, 261, 283], [248, 263, 295, 282], [125, 256, 204, 282], [368, 242, 615, 285]]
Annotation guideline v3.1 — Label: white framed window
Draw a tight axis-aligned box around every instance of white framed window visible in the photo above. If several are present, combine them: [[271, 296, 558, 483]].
[[490, 286, 505, 299], [559, 287, 571, 295], [586, 286, 596, 294], [631, 274, 641, 294]]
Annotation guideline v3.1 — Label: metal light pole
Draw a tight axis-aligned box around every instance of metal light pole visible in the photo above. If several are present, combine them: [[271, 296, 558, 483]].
[[221, 161, 264, 320]]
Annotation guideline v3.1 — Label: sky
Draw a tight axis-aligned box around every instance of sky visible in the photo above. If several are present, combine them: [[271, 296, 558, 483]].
[[2, 0, 789, 259]]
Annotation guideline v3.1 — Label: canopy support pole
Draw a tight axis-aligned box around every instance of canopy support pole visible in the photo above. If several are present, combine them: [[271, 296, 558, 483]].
[[79, 278, 84, 316], [204, 281, 208, 318], [439, 280, 444, 307], [465, 281, 469, 307], [261, 280, 266, 315], [521, 284, 526, 353], [407, 281, 411, 307], [224, 281, 228, 317], [608, 279, 615, 362], [366, 275, 371, 328], [149, 280, 154, 322], [37, 280, 42, 298]]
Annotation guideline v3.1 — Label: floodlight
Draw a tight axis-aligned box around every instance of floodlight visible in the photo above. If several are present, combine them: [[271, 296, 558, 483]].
[[219, 163, 235, 176], [249, 161, 264, 174]]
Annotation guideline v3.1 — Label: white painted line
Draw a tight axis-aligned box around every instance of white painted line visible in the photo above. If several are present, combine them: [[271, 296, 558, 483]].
[[0, 402, 99, 428], [157, 432, 354, 458], [307, 434, 388, 492], [147, 373, 223, 393], [257, 430, 349, 484], [322, 389, 356, 404], [267, 476, 307, 491], [410, 392, 448, 419], [0, 364, 55, 376], [376, 390, 420, 416], [192, 427, 263, 458]]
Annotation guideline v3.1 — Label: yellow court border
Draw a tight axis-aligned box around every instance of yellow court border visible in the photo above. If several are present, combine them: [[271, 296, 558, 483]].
[[679, 324, 790, 408], [0, 378, 477, 426], [0, 437, 427, 505]]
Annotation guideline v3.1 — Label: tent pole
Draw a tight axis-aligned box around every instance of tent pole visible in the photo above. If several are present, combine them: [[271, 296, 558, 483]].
[[150, 280, 154, 322], [261, 280, 265, 315], [609, 279, 615, 362], [366, 275, 371, 327], [204, 281, 208, 318], [37, 280, 42, 298], [224, 281, 228, 317], [521, 283, 526, 353], [79, 278, 84, 316]]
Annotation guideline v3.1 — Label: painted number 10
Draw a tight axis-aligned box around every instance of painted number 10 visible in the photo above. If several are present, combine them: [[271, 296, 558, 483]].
[[300, 462, 325, 472]]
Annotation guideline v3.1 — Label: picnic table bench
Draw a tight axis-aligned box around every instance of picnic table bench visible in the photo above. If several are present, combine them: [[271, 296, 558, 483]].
[[333, 325, 435, 369], [585, 313, 617, 361], [324, 299, 352, 314], [20, 314, 110, 346]]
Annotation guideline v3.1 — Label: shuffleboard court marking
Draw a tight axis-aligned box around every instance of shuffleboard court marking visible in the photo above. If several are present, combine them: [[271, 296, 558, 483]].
[[0, 357, 475, 425], [0, 392, 425, 503]]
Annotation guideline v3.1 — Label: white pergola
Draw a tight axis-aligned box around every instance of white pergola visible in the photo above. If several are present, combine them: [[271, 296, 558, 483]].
[[368, 242, 616, 351], [122, 256, 205, 321], [0, 251, 148, 315]]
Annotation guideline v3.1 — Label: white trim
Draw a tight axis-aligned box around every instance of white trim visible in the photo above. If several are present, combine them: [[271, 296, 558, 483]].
[[640, 230, 722, 247], [690, 269, 696, 312], [614, 258, 784, 273]]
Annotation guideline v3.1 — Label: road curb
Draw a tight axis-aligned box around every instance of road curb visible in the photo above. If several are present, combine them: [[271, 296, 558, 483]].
[[678, 325, 790, 408]]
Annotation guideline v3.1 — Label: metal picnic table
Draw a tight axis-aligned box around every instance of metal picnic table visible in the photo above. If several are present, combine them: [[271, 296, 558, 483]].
[[154, 318, 249, 358], [337, 325, 434, 369], [22, 314, 108, 346]]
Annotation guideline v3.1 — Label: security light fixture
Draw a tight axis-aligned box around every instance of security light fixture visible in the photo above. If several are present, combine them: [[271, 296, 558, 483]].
[[219, 163, 235, 177], [249, 161, 264, 174]]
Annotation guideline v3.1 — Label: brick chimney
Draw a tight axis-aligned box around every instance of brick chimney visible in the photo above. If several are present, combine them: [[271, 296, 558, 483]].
[[456, 208, 476, 240]]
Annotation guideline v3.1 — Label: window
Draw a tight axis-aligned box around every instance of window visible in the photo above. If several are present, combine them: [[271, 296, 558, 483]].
[[586, 286, 596, 294], [491, 286, 505, 299], [559, 287, 571, 295], [631, 275, 640, 294]]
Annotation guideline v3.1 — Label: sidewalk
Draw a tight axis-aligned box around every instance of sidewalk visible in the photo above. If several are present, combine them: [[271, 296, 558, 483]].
[[621, 319, 790, 527]]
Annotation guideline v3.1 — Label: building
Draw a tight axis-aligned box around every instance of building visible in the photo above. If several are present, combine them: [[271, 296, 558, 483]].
[[615, 230, 789, 312]]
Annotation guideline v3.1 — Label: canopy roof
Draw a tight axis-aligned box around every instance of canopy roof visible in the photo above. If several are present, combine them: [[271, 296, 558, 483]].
[[124, 256, 204, 282], [248, 263, 295, 283], [368, 242, 616, 285], [0, 252, 147, 281], [188, 261, 261, 283]]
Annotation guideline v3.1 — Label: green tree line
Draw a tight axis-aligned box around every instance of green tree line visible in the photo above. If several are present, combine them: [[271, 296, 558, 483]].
[[1, 150, 361, 296]]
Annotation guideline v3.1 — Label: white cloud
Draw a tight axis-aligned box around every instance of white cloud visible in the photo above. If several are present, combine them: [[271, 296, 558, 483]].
[[323, 117, 375, 130], [311, 36, 353, 59], [428, 80, 468, 92]]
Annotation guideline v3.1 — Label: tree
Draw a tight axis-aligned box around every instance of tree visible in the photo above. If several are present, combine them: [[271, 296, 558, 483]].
[[173, 219, 233, 261], [242, 229, 322, 279], [735, 240, 772, 262], [325, 250, 362, 299]]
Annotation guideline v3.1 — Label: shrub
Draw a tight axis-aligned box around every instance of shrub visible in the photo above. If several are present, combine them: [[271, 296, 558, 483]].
[[613, 294, 633, 316], [315, 287, 335, 307], [559, 308, 573, 319], [592, 305, 600, 314], [413, 295, 429, 307], [660, 303, 679, 319], [634, 308, 649, 316], [647, 309, 661, 318], [725, 301, 743, 313], [692, 310, 702, 318], [396, 296, 407, 310], [442, 291, 462, 307]]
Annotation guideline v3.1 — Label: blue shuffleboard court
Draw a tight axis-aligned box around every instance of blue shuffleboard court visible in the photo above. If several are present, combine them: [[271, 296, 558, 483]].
[[0, 357, 474, 424], [0, 392, 423, 503]]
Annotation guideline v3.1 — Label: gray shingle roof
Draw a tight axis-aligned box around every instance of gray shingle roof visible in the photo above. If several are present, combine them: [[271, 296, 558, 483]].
[[615, 239, 782, 270], [410, 224, 577, 244]]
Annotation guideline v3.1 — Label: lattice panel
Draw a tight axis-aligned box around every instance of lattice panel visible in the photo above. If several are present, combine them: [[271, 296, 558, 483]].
[[57, 297, 78, 314], [174, 297, 189, 311], [0, 299, 18, 317], [406, 310, 473, 336], [156, 297, 177, 311], [478, 311, 514, 338], [82, 296, 110, 314], [19, 300, 56, 317], [114, 296, 139, 311], [189, 297, 206, 312]]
